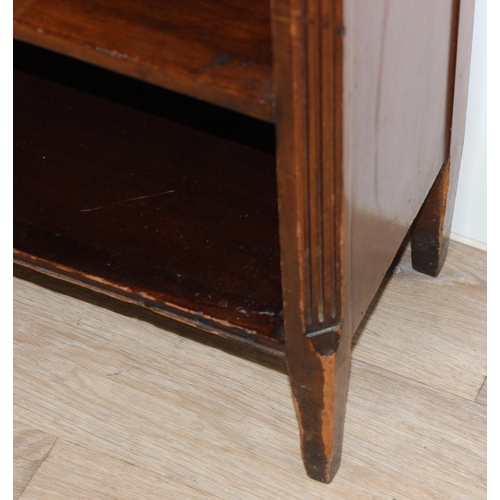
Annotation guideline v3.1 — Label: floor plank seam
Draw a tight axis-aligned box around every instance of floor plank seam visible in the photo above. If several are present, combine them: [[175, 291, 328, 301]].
[[16, 437, 59, 500], [474, 375, 487, 404], [350, 357, 487, 408]]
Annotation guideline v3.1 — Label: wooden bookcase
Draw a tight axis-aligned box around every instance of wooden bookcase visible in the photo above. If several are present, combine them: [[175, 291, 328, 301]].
[[14, 0, 475, 482]]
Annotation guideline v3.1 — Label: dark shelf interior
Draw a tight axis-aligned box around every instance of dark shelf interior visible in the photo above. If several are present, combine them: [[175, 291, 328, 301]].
[[14, 42, 285, 356], [14, 0, 274, 122]]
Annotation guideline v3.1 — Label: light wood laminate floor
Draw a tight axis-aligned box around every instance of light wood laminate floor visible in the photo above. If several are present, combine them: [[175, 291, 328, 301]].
[[13, 240, 486, 499]]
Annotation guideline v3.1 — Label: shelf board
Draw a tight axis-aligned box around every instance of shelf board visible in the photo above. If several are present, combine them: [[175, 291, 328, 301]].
[[14, 47, 284, 356], [13, 0, 274, 122]]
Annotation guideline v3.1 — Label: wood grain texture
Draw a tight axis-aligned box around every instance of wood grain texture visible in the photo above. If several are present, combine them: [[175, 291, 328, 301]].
[[18, 440, 210, 500], [13, 48, 284, 355], [13, 0, 274, 121], [271, 0, 472, 482], [412, 159, 456, 276], [271, 0, 347, 481], [343, 359, 486, 500], [13, 0, 477, 485], [13, 241, 486, 498], [344, 0, 458, 331], [13, 422, 57, 500], [352, 241, 486, 402], [476, 377, 487, 406], [411, 0, 476, 277], [272, 0, 344, 348]]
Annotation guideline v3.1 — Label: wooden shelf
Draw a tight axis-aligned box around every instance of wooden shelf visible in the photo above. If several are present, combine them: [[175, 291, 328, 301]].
[[13, 0, 274, 122], [14, 43, 284, 356]]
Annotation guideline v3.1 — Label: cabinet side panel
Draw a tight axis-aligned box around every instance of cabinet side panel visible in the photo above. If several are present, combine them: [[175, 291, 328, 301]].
[[344, 0, 458, 328]]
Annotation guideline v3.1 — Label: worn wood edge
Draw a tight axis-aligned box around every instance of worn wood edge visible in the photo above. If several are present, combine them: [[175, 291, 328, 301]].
[[13, 239, 486, 497], [271, 0, 348, 483], [437, 0, 477, 266], [411, 158, 452, 277], [271, 0, 346, 348], [13, 26, 275, 123], [411, 0, 476, 278], [13, 251, 286, 358], [410, 0, 461, 277]]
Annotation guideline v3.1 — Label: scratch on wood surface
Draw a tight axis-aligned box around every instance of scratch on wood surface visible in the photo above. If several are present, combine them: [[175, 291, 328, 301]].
[[80, 190, 175, 212], [94, 46, 137, 62]]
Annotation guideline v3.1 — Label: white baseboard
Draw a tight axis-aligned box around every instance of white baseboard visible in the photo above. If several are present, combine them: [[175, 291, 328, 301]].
[[450, 232, 487, 251]]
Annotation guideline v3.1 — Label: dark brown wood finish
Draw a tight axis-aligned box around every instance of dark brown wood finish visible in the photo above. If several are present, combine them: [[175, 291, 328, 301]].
[[345, 0, 461, 331], [13, 0, 476, 484], [13, 48, 284, 355], [271, 0, 474, 483], [13, 0, 274, 122], [412, 0, 476, 277], [271, 0, 347, 483]]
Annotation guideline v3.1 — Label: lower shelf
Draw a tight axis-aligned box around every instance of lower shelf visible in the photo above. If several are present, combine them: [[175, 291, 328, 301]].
[[14, 43, 285, 356]]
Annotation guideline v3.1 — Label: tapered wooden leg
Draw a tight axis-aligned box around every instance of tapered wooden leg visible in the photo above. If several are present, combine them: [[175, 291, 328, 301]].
[[286, 325, 351, 483], [411, 158, 459, 277], [270, 0, 349, 482]]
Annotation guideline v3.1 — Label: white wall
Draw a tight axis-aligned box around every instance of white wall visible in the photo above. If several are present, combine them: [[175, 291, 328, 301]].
[[451, 0, 487, 249]]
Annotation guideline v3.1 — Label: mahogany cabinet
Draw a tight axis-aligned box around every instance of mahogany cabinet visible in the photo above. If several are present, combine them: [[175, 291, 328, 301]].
[[13, 0, 475, 482]]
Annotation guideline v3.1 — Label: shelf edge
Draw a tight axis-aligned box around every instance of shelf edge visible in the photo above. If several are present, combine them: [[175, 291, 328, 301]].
[[14, 250, 285, 358], [13, 26, 275, 123]]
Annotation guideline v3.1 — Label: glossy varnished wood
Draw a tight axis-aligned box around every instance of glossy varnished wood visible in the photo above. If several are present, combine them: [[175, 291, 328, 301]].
[[13, 48, 284, 355], [271, 0, 347, 482], [412, 160, 455, 276], [13, 0, 476, 484], [344, 0, 460, 329], [271, 0, 474, 482], [13, 0, 274, 121]]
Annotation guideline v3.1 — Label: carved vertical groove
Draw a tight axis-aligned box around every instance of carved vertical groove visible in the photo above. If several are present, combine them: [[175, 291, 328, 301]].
[[291, 0, 341, 336]]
